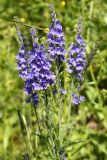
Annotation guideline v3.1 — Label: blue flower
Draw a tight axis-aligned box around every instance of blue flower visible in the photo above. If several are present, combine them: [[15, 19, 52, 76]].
[[71, 93, 85, 105], [16, 46, 29, 79], [61, 88, 67, 95], [16, 26, 55, 106], [47, 5, 66, 61], [67, 17, 86, 81], [26, 92, 39, 106], [26, 43, 55, 91]]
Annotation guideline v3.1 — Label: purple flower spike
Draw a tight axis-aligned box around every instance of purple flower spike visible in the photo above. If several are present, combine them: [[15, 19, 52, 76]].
[[67, 17, 86, 81], [47, 5, 66, 61], [16, 26, 56, 106]]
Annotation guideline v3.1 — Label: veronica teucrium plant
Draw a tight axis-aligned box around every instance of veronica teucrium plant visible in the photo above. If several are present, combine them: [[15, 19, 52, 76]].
[[16, 5, 99, 160]]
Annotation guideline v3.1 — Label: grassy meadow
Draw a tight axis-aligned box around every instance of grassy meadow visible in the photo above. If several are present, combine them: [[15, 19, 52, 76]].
[[0, 0, 107, 159]]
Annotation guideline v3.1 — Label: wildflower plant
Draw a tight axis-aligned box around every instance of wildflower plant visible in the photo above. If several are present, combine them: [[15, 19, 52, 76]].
[[15, 5, 99, 160]]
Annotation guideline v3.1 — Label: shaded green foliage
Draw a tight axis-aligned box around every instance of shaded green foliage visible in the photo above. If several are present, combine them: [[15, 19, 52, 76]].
[[0, 0, 107, 159]]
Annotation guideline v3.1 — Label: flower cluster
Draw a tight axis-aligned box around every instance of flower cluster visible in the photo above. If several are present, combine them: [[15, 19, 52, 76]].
[[66, 17, 86, 105], [16, 27, 55, 106], [67, 17, 86, 81], [16, 45, 28, 79], [72, 93, 85, 105], [16, 7, 87, 106], [47, 5, 66, 61]]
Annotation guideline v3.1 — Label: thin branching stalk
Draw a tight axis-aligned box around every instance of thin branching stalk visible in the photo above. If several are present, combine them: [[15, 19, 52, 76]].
[[0, 15, 48, 32]]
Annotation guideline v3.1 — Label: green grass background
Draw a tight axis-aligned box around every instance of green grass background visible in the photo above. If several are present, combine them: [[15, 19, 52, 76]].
[[0, 0, 107, 159]]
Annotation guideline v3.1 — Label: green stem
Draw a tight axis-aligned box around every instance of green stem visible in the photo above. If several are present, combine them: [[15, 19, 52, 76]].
[[0, 15, 48, 31], [66, 80, 74, 131], [34, 107, 42, 135], [44, 91, 57, 159], [17, 109, 33, 157], [87, 1, 94, 43], [86, 1, 103, 106], [90, 65, 103, 106]]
